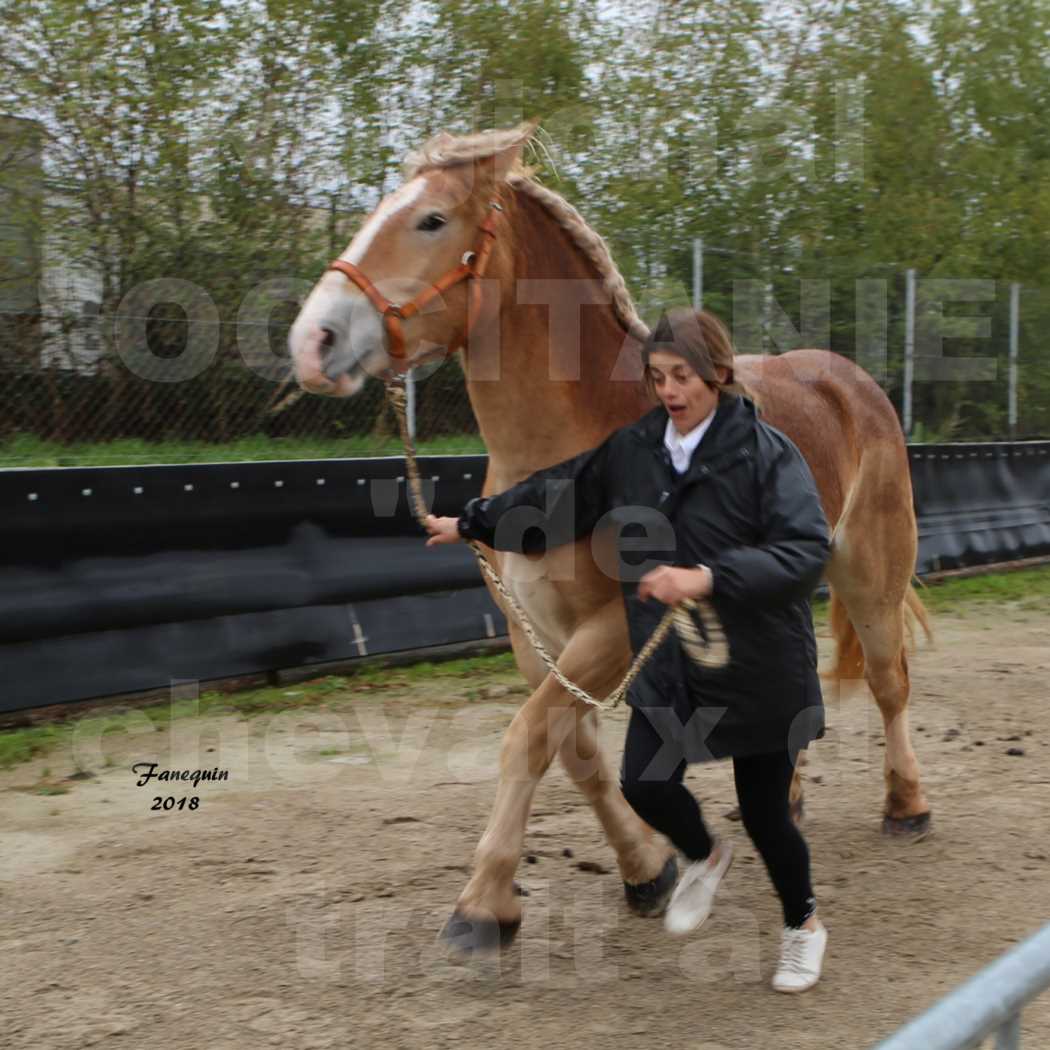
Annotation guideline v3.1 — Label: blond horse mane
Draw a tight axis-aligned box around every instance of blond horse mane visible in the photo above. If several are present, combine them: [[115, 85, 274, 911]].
[[404, 125, 650, 343]]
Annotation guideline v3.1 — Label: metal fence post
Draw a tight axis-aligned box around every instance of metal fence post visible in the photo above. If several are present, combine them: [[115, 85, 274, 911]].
[[1009, 281, 1019, 438], [692, 237, 703, 311], [903, 267, 915, 437]]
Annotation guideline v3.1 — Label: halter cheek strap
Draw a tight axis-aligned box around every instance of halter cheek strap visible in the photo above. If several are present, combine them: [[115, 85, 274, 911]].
[[327, 201, 503, 361]]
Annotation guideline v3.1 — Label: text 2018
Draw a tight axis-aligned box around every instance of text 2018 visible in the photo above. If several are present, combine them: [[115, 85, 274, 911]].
[[151, 797, 200, 811]]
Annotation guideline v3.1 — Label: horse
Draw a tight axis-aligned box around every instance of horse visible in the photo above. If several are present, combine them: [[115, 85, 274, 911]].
[[288, 122, 932, 952]]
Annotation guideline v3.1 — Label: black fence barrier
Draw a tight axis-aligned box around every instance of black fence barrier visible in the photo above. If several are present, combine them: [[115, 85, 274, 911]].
[[910, 443, 1050, 572], [2, 442, 1049, 713], [0, 455, 500, 713]]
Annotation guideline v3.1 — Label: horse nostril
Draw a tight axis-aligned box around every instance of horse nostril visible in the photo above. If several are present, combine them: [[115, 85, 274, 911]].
[[317, 324, 356, 382], [317, 325, 345, 380]]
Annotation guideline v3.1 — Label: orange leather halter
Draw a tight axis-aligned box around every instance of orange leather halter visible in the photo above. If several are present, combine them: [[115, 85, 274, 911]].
[[326, 201, 503, 360]]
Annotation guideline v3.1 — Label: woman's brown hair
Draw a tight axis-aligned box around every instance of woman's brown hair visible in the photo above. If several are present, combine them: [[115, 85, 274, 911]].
[[641, 307, 757, 404]]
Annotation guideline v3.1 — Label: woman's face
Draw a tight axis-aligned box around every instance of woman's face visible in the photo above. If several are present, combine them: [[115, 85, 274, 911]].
[[647, 350, 728, 435]]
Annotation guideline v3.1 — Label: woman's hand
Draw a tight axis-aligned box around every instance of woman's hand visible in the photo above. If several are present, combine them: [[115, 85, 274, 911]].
[[637, 565, 713, 605], [424, 514, 463, 546]]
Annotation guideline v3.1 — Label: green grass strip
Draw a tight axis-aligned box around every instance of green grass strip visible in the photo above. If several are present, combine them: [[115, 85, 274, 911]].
[[0, 433, 487, 468]]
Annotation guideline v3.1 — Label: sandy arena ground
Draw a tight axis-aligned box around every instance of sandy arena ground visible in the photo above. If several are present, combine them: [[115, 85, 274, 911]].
[[2, 603, 1049, 1050]]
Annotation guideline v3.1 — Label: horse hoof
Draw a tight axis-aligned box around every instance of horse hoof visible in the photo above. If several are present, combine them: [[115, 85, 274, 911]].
[[882, 811, 932, 841], [439, 909, 521, 954], [624, 855, 678, 917]]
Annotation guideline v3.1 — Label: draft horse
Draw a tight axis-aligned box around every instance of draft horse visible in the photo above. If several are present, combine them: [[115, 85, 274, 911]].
[[289, 123, 932, 952]]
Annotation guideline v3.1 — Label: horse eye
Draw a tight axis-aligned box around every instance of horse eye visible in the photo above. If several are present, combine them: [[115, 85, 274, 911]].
[[417, 213, 447, 232]]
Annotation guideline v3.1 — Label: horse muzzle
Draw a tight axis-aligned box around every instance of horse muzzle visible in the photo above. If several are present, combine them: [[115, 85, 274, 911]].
[[289, 323, 366, 396]]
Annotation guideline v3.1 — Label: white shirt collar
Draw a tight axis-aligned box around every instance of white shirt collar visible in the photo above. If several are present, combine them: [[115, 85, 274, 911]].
[[663, 407, 717, 474]]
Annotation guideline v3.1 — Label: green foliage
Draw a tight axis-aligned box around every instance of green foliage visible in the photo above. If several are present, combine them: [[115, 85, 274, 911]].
[[919, 566, 1050, 614], [0, 722, 65, 769], [1, 0, 1048, 449]]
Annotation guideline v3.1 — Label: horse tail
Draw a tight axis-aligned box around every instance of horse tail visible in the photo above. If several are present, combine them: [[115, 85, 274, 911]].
[[904, 580, 933, 650], [825, 580, 933, 686], [826, 586, 865, 682]]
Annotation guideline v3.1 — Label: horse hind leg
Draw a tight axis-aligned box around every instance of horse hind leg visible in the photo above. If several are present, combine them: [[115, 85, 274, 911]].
[[820, 428, 933, 838], [859, 600, 930, 837], [826, 559, 932, 839]]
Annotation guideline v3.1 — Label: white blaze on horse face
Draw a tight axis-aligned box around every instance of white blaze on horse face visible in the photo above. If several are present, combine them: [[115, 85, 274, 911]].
[[341, 177, 427, 266], [289, 178, 434, 394]]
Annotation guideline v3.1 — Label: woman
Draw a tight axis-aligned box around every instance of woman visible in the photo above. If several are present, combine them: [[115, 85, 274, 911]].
[[424, 308, 830, 993]]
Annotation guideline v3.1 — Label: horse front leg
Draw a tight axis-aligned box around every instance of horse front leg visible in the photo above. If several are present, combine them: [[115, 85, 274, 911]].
[[556, 704, 678, 916], [442, 602, 673, 952], [550, 597, 677, 913], [441, 675, 578, 953]]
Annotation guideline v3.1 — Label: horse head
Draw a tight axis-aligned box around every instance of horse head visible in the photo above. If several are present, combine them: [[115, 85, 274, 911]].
[[289, 121, 537, 396]]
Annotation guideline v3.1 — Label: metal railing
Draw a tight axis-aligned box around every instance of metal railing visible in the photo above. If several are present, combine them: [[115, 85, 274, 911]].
[[872, 923, 1050, 1049]]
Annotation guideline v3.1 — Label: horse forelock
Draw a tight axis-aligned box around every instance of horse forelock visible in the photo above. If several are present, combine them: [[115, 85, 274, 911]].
[[403, 124, 535, 179]]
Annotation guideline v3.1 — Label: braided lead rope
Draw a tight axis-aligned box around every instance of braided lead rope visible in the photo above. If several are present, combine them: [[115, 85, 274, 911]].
[[386, 377, 728, 710]]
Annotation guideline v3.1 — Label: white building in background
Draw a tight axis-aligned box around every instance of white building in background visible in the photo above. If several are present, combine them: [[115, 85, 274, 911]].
[[1, 114, 104, 375], [38, 207, 104, 374], [2, 114, 359, 379]]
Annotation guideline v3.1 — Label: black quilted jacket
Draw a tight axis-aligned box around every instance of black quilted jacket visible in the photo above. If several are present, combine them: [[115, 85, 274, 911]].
[[458, 394, 831, 761]]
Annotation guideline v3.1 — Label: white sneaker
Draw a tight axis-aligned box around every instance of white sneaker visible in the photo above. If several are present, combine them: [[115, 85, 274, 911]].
[[772, 921, 827, 993], [663, 841, 734, 936]]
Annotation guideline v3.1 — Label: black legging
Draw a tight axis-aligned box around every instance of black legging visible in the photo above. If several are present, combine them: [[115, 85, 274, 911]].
[[620, 706, 816, 929]]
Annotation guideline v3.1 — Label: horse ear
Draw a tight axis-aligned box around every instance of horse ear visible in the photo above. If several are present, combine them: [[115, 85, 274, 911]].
[[473, 119, 540, 189]]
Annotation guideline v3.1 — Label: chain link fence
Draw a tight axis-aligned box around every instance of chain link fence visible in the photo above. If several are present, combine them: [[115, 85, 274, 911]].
[[0, 296, 483, 467], [1, 276, 1048, 468]]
